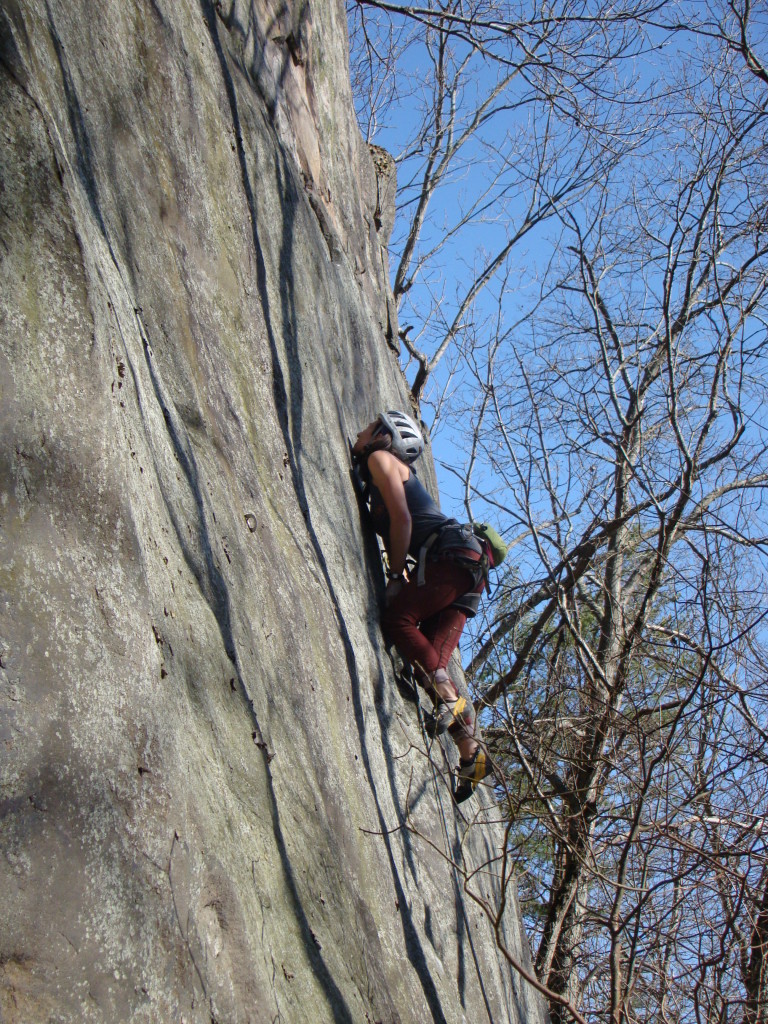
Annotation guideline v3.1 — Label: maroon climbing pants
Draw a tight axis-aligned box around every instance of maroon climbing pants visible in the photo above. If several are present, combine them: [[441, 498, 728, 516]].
[[381, 552, 481, 676]]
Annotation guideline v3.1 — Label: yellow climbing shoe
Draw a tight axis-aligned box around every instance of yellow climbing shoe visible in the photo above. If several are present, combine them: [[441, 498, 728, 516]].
[[454, 748, 495, 803]]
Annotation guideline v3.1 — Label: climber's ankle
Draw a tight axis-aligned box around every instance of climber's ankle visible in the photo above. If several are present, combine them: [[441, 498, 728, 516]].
[[457, 737, 478, 762], [432, 668, 458, 703]]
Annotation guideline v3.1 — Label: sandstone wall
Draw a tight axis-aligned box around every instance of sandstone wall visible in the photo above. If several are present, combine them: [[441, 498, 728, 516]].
[[0, 2, 547, 1022]]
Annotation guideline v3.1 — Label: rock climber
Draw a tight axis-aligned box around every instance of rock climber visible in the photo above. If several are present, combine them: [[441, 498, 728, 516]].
[[352, 409, 495, 800]]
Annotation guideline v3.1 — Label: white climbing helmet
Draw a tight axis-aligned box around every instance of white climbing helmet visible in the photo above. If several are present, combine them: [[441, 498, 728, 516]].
[[377, 410, 425, 464]]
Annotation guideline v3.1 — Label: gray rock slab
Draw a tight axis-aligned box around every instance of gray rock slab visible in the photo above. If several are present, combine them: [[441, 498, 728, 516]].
[[0, 1, 549, 1022]]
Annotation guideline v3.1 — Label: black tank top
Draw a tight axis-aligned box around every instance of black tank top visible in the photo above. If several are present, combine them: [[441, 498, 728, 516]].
[[369, 467, 450, 557]]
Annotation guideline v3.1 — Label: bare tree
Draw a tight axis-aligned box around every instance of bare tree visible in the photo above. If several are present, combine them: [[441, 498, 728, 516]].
[[450, 16, 768, 1023], [347, 2, 768, 1021], [347, 0, 663, 405]]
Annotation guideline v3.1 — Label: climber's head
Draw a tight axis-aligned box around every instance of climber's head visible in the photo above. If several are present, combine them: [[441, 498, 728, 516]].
[[353, 410, 425, 464]]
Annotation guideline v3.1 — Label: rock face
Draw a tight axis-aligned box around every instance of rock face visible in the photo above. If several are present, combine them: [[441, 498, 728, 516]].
[[0, 2, 547, 1022]]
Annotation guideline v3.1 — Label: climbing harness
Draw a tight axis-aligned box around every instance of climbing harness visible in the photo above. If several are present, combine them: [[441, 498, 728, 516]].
[[414, 521, 498, 619], [414, 522, 482, 585]]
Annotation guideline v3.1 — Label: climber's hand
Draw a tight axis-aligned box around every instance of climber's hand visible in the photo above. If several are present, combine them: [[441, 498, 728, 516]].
[[385, 578, 404, 606]]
